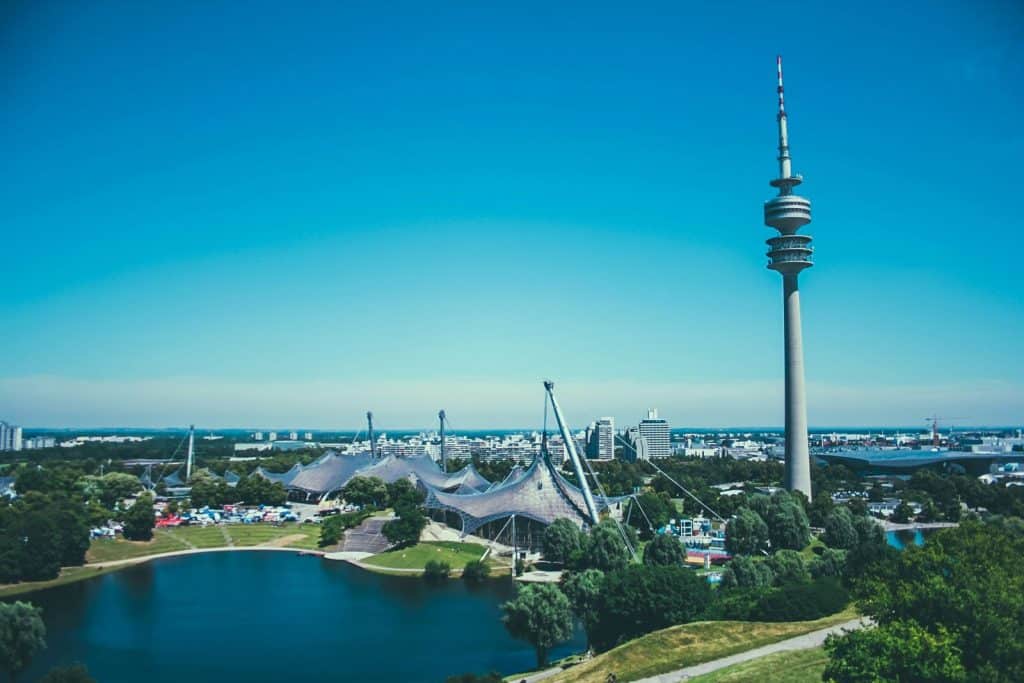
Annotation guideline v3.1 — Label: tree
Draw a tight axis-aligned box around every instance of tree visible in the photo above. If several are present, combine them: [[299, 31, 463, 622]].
[[382, 502, 426, 547], [542, 518, 583, 564], [642, 534, 685, 567], [386, 479, 424, 509], [765, 549, 809, 586], [18, 505, 62, 581], [122, 494, 155, 542], [97, 473, 141, 509], [38, 665, 97, 683], [767, 498, 811, 551], [47, 495, 90, 567], [342, 477, 388, 507], [837, 520, 1024, 681], [462, 560, 489, 582], [625, 491, 674, 540], [234, 475, 286, 506], [891, 500, 914, 524], [720, 555, 774, 589], [423, 560, 450, 581], [824, 620, 965, 683], [839, 513, 892, 584], [725, 508, 768, 555], [592, 565, 712, 651], [579, 520, 630, 572], [188, 476, 227, 508], [501, 583, 574, 668], [0, 601, 46, 682], [822, 507, 858, 550], [808, 489, 835, 527], [810, 547, 847, 579], [560, 569, 604, 650]]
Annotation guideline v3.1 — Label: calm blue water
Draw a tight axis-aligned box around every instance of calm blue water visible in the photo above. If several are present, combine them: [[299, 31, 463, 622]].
[[18, 552, 584, 683], [886, 529, 933, 549]]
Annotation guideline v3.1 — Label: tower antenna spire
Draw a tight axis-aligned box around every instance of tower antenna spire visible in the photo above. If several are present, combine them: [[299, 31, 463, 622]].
[[776, 55, 793, 182]]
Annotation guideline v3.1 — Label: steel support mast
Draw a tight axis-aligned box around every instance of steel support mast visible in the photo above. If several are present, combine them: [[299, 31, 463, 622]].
[[367, 411, 377, 458], [543, 381, 600, 526], [438, 409, 447, 472], [186, 424, 195, 482]]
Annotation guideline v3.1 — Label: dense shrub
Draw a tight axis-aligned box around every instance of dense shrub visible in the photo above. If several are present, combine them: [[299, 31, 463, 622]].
[[766, 549, 810, 586], [642, 533, 686, 566], [591, 565, 711, 651], [423, 560, 451, 581], [720, 555, 774, 589], [751, 577, 849, 621], [462, 559, 489, 582], [810, 548, 847, 579]]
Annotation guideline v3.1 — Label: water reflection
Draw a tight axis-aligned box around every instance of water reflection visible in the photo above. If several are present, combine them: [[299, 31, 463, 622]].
[[14, 552, 581, 683]]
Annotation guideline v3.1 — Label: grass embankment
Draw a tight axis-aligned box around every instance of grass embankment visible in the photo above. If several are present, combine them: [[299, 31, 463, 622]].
[[362, 541, 490, 573], [689, 646, 829, 683], [544, 607, 857, 683], [0, 523, 324, 598]]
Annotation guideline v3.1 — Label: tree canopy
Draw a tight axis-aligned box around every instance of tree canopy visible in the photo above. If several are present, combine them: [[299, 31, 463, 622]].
[[828, 520, 1024, 681], [501, 583, 574, 667], [591, 564, 712, 651], [725, 507, 768, 555], [542, 518, 583, 565], [0, 601, 46, 682], [642, 533, 685, 567], [122, 493, 155, 542], [578, 519, 631, 572]]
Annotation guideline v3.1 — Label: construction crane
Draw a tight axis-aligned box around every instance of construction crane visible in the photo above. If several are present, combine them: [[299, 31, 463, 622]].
[[925, 416, 965, 447]]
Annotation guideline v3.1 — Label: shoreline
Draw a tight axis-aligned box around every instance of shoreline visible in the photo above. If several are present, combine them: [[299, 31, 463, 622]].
[[0, 546, 326, 599]]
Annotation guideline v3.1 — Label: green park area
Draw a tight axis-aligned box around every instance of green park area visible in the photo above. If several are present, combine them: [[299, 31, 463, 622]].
[[689, 646, 829, 683], [0, 523, 323, 598], [545, 609, 856, 683], [86, 523, 321, 563], [362, 541, 491, 573]]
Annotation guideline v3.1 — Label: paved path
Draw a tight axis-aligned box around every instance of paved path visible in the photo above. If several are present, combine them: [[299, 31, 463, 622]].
[[882, 521, 958, 532], [341, 516, 393, 553], [631, 618, 868, 683], [511, 618, 868, 683]]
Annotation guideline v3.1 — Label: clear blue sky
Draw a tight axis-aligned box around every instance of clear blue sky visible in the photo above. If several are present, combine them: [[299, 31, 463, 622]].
[[2, 1, 1022, 429]]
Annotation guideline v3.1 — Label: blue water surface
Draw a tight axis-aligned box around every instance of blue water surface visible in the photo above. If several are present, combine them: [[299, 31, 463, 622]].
[[18, 552, 584, 683]]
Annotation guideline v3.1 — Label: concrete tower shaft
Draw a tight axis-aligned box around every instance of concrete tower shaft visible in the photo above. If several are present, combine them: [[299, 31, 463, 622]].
[[764, 56, 812, 499]]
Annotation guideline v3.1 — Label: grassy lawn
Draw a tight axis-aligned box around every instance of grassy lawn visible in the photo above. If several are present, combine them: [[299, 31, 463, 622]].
[[689, 646, 829, 683], [800, 537, 827, 561], [85, 530, 189, 563], [172, 526, 229, 548], [0, 564, 132, 598], [546, 607, 857, 683], [363, 541, 488, 571]]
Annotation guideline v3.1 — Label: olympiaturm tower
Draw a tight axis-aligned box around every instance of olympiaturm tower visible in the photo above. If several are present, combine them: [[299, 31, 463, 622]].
[[764, 56, 812, 498]]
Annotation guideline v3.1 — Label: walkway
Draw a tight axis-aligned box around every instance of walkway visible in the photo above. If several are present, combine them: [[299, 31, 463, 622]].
[[632, 618, 868, 683], [341, 516, 393, 553], [514, 618, 867, 683]]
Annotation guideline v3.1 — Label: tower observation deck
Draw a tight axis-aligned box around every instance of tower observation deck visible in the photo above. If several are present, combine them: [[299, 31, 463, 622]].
[[764, 56, 813, 498]]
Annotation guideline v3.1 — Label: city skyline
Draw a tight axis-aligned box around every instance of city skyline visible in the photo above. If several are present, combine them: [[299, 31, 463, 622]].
[[3, 2, 1022, 428]]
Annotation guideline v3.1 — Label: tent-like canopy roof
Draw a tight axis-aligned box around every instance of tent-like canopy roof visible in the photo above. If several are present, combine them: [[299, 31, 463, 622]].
[[424, 454, 625, 533]]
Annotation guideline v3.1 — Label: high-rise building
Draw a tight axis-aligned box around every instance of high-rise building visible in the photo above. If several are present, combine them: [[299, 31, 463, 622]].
[[621, 427, 649, 462], [0, 422, 22, 452], [585, 417, 615, 460], [763, 57, 813, 498], [268, 431, 278, 442], [638, 409, 670, 459]]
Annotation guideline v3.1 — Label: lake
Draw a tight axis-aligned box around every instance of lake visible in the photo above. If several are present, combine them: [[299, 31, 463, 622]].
[[18, 551, 584, 683]]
